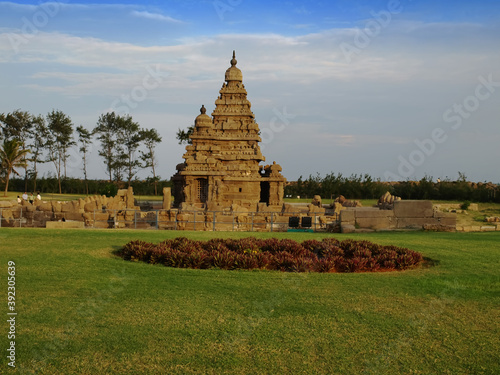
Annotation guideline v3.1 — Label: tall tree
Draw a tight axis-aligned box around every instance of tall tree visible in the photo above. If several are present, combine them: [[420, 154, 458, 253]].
[[0, 110, 35, 190], [29, 115, 49, 193], [94, 112, 142, 185], [117, 115, 142, 186], [0, 139, 30, 197], [76, 125, 92, 195], [46, 110, 74, 194], [139, 128, 162, 195], [94, 112, 118, 182]]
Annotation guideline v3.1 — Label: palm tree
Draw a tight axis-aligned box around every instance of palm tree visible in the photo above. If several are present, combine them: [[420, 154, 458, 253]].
[[0, 139, 30, 197]]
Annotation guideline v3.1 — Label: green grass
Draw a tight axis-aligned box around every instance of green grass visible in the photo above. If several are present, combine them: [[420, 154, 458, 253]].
[[0, 229, 499, 374]]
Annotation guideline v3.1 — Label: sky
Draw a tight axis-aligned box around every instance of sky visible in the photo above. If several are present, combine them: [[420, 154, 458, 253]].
[[0, 0, 499, 183]]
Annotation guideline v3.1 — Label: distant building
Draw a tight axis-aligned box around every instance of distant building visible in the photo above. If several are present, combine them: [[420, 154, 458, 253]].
[[172, 51, 286, 211]]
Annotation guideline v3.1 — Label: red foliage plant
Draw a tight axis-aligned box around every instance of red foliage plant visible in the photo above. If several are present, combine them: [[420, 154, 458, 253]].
[[117, 237, 423, 273]]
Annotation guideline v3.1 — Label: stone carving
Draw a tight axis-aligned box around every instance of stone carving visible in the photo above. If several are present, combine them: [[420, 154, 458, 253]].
[[311, 195, 322, 207], [332, 195, 362, 208], [377, 191, 401, 210], [172, 51, 286, 211]]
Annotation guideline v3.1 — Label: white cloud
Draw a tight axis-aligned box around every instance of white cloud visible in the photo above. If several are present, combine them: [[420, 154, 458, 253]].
[[131, 10, 184, 24]]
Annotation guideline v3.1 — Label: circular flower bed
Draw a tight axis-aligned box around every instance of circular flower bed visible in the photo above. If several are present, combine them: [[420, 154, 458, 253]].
[[118, 237, 423, 273]]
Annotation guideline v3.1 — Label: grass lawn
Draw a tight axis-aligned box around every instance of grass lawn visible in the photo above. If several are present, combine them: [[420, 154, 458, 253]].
[[0, 229, 499, 374]]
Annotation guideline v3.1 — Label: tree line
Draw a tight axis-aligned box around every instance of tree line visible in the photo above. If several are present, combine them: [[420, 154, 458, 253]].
[[0, 109, 162, 197], [285, 173, 500, 203]]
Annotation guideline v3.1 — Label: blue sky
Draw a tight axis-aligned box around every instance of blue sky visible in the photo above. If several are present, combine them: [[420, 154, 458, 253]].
[[1, 0, 499, 182]]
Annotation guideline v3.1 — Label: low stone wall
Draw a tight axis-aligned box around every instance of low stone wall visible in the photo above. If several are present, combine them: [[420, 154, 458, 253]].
[[340, 200, 457, 233], [0, 187, 139, 228], [0, 194, 339, 232]]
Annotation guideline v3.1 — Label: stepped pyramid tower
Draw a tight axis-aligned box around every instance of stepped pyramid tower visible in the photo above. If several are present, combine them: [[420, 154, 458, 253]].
[[172, 51, 286, 211]]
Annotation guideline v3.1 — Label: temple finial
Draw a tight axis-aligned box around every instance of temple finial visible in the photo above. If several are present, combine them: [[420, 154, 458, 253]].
[[230, 50, 237, 66], [200, 104, 206, 114]]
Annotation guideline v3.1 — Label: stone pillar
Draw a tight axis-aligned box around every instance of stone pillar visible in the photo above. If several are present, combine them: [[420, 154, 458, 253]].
[[163, 187, 172, 210]]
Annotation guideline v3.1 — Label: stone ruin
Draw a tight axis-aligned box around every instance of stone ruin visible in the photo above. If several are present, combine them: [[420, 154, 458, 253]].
[[172, 51, 287, 212], [340, 200, 457, 233], [0, 187, 140, 228]]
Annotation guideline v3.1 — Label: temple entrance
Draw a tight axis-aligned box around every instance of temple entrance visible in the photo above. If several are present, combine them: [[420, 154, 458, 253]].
[[260, 181, 270, 204], [196, 178, 208, 203]]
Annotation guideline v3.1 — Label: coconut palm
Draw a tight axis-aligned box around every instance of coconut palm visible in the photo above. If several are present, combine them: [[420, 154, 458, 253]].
[[0, 139, 30, 197]]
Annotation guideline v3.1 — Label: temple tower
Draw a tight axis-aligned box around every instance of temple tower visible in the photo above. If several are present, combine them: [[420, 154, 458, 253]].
[[172, 51, 286, 211]]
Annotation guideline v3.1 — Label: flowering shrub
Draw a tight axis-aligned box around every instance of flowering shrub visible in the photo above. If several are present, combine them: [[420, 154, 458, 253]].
[[117, 237, 423, 273]]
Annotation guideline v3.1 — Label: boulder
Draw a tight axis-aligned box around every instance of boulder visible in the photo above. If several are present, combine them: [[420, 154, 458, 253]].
[[0, 201, 14, 208], [51, 201, 62, 213], [37, 202, 53, 212]]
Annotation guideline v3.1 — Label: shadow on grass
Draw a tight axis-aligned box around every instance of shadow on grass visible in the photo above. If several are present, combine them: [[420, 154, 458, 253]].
[[422, 256, 440, 268], [111, 246, 124, 257]]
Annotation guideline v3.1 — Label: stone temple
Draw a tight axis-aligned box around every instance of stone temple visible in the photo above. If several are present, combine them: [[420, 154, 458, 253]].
[[172, 51, 286, 212]]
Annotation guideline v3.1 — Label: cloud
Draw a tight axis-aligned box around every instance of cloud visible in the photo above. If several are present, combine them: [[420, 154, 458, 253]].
[[131, 10, 184, 24]]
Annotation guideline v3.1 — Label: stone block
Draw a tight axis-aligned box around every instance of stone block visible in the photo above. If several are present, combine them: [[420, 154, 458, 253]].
[[214, 223, 235, 231], [33, 210, 51, 221], [84, 201, 98, 212], [61, 202, 74, 212], [394, 200, 433, 218], [307, 204, 325, 214], [12, 210, 22, 219], [215, 214, 234, 223], [355, 208, 395, 219], [438, 217, 457, 226], [92, 212, 110, 222], [163, 187, 172, 210], [257, 203, 268, 212], [37, 202, 53, 212], [340, 209, 355, 223], [356, 217, 396, 230], [341, 224, 356, 233], [423, 224, 456, 232], [1, 209, 14, 219], [397, 217, 437, 229], [434, 211, 455, 218], [23, 204, 36, 212], [63, 212, 84, 221], [46, 221, 85, 229], [481, 226, 496, 232], [93, 221, 110, 229]]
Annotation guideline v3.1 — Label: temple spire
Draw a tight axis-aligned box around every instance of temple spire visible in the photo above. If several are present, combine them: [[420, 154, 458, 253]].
[[230, 50, 237, 67]]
